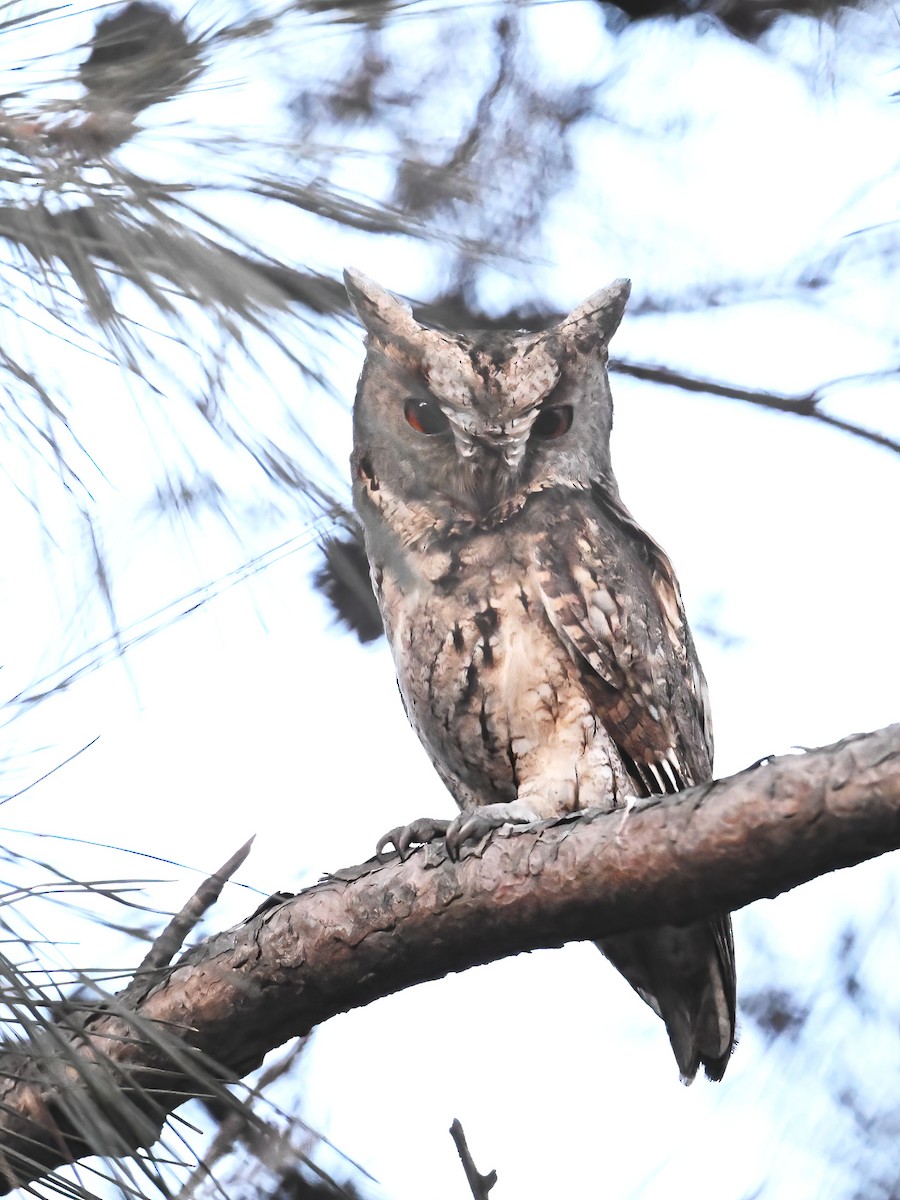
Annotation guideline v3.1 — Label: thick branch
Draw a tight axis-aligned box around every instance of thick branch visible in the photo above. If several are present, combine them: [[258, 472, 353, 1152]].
[[0, 724, 897, 1190]]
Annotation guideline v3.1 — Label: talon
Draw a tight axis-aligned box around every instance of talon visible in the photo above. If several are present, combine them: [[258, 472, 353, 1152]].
[[376, 826, 406, 859], [444, 821, 465, 862], [444, 801, 538, 860], [445, 813, 491, 860], [376, 818, 451, 860], [445, 814, 488, 859]]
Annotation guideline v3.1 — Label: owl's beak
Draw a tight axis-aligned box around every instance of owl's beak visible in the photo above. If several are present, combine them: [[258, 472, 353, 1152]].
[[449, 429, 525, 518], [450, 416, 530, 468]]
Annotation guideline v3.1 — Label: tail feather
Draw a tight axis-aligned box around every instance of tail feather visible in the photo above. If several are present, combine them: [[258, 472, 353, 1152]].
[[597, 914, 736, 1084]]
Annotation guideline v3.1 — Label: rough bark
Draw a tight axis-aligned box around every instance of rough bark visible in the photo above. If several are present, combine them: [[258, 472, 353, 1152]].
[[0, 723, 898, 1191]]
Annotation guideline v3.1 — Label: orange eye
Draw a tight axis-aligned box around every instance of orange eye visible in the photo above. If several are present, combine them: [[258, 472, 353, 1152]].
[[404, 398, 450, 435], [533, 405, 573, 440]]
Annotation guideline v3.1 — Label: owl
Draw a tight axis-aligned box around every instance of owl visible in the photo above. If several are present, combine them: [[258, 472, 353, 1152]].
[[345, 268, 736, 1083]]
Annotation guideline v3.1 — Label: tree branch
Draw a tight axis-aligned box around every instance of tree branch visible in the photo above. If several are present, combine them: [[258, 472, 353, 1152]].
[[134, 836, 255, 975], [610, 360, 900, 456], [449, 1119, 497, 1200], [0, 724, 897, 1191]]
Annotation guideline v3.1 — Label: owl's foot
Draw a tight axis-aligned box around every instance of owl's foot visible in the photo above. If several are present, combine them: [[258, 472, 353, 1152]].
[[445, 801, 538, 861], [376, 818, 451, 860]]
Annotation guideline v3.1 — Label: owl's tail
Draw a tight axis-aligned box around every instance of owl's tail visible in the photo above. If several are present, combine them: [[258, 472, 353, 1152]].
[[596, 914, 736, 1083]]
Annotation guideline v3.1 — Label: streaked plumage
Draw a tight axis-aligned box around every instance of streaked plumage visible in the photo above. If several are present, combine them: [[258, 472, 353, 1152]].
[[346, 268, 736, 1082]]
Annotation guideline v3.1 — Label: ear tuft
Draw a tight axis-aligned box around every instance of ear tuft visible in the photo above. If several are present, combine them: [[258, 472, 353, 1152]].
[[343, 268, 422, 344], [558, 278, 631, 345]]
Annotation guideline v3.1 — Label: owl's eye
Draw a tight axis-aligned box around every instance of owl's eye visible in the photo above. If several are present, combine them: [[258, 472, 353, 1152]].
[[404, 398, 450, 436], [532, 405, 573, 440]]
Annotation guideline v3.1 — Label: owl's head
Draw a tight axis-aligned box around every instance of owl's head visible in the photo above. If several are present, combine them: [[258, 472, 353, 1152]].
[[346, 269, 630, 531]]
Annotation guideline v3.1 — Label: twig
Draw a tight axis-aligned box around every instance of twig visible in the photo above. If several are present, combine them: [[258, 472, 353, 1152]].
[[450, 1119, 497, 1199], [611, 359, 900, 455], [136, 836, 255, 974]]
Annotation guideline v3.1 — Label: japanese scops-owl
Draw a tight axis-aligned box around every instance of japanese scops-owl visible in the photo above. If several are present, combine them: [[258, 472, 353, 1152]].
[[345, 268, 736, 1083]]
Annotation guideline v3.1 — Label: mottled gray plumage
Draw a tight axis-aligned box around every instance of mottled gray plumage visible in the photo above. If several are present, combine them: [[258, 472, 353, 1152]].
[[345, 268, 736, 1083]]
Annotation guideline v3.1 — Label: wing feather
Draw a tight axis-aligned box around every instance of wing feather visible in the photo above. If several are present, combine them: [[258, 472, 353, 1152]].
[[533, 478, 712, 793], [532, 479, 736, 1081]]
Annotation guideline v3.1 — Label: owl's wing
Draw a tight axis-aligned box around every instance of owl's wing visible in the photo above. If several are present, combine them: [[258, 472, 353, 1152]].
[[533, 476, 713, 796], [534, 478, 735, 1081]]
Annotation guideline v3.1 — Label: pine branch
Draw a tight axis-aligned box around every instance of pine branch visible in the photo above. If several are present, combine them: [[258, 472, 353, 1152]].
[[0, 723, 897, 1191], [611, 360, 900, 456], [134, 837, 255, 975]]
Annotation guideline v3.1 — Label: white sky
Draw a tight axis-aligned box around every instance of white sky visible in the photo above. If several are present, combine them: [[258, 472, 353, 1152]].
[[1, 2, 899, 1198]]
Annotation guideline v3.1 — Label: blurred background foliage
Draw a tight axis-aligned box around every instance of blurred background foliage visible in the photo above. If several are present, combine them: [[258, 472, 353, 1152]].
[[0, 0, 897, 1196]]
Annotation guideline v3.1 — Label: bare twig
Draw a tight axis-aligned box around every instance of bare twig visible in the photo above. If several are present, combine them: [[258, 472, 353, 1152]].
[[450, 1119, 497, 1200], [135, 837, 255, 975], [611, 360, 900, 455]]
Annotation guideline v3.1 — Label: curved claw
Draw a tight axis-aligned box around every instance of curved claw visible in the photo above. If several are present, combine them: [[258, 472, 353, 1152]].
[[445, 801, 539, 861], [376, 817, 451, 860]]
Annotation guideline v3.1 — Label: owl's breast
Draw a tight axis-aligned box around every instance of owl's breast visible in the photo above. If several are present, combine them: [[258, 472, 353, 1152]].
[[377, 535, 611, 813]]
